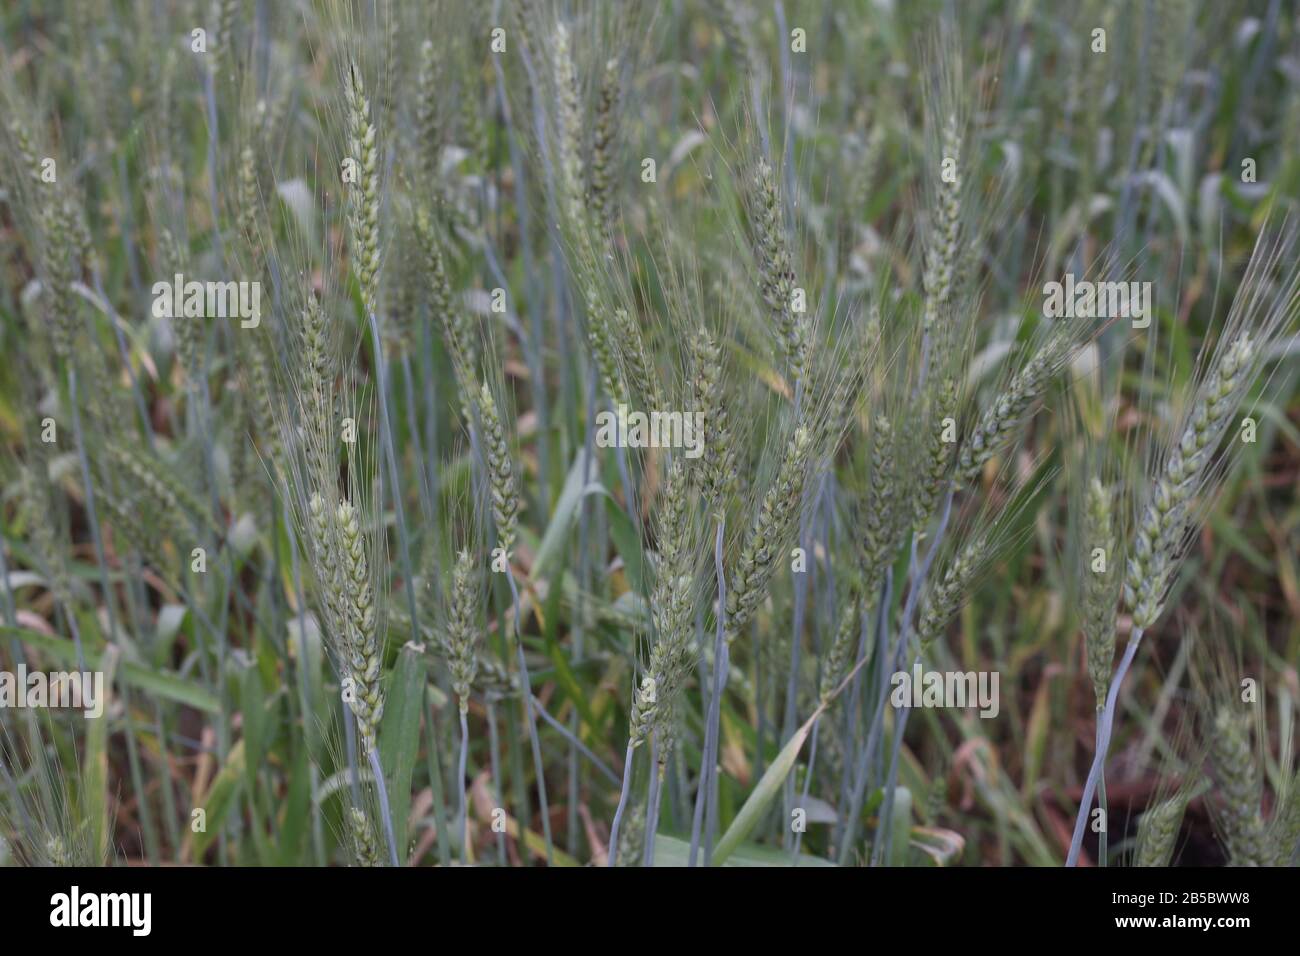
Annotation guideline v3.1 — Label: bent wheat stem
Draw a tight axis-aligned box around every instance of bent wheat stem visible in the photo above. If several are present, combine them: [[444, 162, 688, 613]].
[[1067, 632, 1142, 866], [607, 741, 636, 868]]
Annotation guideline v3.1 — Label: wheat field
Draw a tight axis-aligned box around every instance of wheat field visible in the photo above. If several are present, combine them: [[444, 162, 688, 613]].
[[1, 0, 1298, 869]]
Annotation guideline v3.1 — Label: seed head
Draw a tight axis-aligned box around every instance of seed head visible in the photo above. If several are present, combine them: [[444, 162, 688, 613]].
[[344, 62, 382, 314], [689, 326, 737, 509], [916, 534, 988, 653], [349, 807, 381, 867], [725, 425, 812, 642], [336, 498, 385, 753], [956, 332, 1071, 486], [477, 382, 521, 556], [1208, 705, 1266, 866], [1134, 796, 1186, 867], [589, 58, 621, 233], [859, 415, 897, 601], [443, 549, 482, 712], [1126, 334, 1255, 630]]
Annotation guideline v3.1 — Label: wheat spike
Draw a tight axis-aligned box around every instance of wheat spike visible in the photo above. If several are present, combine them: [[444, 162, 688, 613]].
[[915, 535, 988, 653], [725, 425, 812, 643], [751, 159, 807, 383], [913, 376, 958, 529], [1126, 334, 1255, 630], [477, 382, 521, 556], [819, 595, 861, 704], [922, 114, 962, 336], [689, 326, 737, 509], [589, 58, 621, 233], [344, 61, 382, 314], [1209, 706, 1266, 866], [336, 498, 385, 754], [444, 549, 482, 713], [1134, 795, 1186, 867], [349, 807, 381, 867], [859, 414, 898, 602], [631, 458, 697, 746], [955, 331, 1072, 486]]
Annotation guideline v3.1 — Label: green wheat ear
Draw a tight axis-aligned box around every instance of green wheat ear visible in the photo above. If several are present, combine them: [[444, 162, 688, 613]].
[[631, 458, 696, 748], [955, 330, 1074, 486], [913, 376, 958, 530], [349, 807, 381, 867], [159, 226, 201, 386], [233, 145, 280, 472], [236, 145, 260, 258], [820, 595, 862, 704], [750, 158, 807, 384], [1133, 795, 1187, 867], [477, 382, 521, 557], [444, 549, 482, 713], [336, 498, 385, 754], [40, 187, 83, 363], [725, 424, 812, 644], [859, 414, 898, 604], [915, 534, 989, 654], [615, 307, 663, 412], [922, 113, 963, 336], [587, 289, 628, 408], [589, 57, 621, 234], [46, 833, 75, 867], [344, 61, 382, 314], [614, 803, 646, 866], [412, 205, 476, 411], [414, 39, 444, 182], [553, 22, 585, 219], [1126, 333, 1255, 631], [689, 325, 737, 509], [1208, 706, 1266, 866]]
